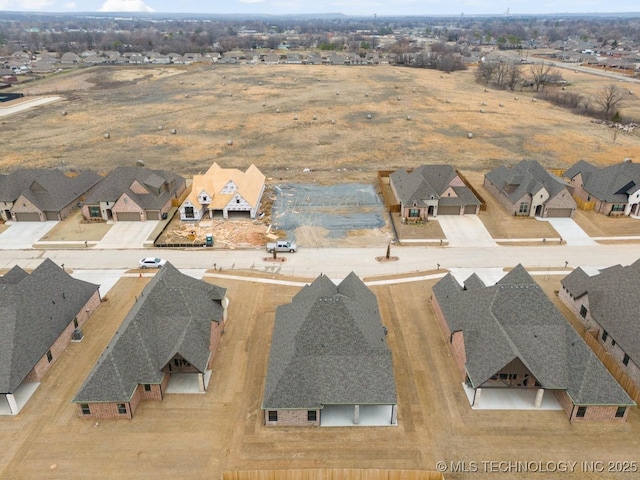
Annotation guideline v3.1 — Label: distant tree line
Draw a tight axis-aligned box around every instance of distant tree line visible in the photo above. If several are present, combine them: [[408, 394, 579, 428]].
[[2, 13, 640, 59]]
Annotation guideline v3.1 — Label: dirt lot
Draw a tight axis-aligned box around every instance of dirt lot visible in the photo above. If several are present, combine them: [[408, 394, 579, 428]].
[[1, 272, 638, 480]]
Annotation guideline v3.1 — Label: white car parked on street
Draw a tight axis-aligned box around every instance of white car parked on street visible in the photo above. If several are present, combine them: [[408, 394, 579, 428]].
[[138, 257, 167, 269]]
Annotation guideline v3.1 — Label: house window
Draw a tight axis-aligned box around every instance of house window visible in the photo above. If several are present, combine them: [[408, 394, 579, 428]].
[[518, 202, 529, 214], [236, 198, 240, 204], [184, 206, 195, 219], [307, 410, 317, 422], [144, 384, 152, 392], [615, 407, 627, 418], [611, 204, 624, 212], [576, 406, 587, 418], [623, 354, 630, 366], [117, 403, 127, 414], [579, 305, 587, 318], [73, 317, 78, 328], [408, 208, 419, 217], [80, 404, 91, 415], [602, 330, 608, 342], [88, 206, 101, 218], [46, 350, 53, 363], [268, 411, 278, 422]]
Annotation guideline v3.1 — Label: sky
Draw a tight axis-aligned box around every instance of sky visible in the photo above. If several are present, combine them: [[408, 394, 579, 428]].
[[0, 0, 638, 16]]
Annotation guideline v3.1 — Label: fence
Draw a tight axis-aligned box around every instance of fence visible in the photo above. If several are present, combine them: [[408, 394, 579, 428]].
[[172, 182, 191, 207], [377, 170, 401, 213], [574, 196, 596, 211], [456, 170, 487, 211], [583, 331, 640, 404], [223, 470, 445, 480]]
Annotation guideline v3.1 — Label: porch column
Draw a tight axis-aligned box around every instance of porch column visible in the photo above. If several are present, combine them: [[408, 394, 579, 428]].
[[391, 405, 398, 425], [6, 394, 19, 415], [198, 373, 206, 393], [534, 388, 544, 408], [472, 388, 482, 407], [353, 405, 360, 424]]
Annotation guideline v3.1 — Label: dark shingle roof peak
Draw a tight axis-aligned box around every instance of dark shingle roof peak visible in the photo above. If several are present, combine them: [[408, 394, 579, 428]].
[[433, 267, 633, 406], [561, 260, 640, 366], [263, 273, 397, 409], [0, 259, 99, 393], [73, 263, 226, 403]]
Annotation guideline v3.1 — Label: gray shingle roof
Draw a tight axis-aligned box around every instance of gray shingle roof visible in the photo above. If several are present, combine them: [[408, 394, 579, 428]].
[[566, 160, 640, 203], [563, 159, 597, 183], [561, 259, 640, 367], [0, 259, 99, 394], [83, 166, 185, 210], [73, 263, 226, 403], [485, 160, 571, 204], [432, 265, 633, 406], [0, 169, 101, 212], [390, 165, 480, 208], [262, 272, 397, 410]]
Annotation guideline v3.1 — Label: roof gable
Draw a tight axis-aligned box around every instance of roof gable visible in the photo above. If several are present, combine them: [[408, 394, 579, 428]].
[[563, 260, 640, 366], [0, 259, 99, 393], [485, 160, 571, 204], [84, 166, 185, 209], [183, 163, 265, 211], [433, 265, 633, 406], [263, 273, 397, 409], [74, 263, 226, 403]]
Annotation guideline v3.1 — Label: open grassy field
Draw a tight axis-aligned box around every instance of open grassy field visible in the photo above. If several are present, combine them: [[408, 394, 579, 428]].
[[2, 62, 639, 181], [1, 273, 639, 480]]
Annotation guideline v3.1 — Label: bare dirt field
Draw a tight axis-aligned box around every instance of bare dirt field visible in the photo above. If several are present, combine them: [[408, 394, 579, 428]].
[[2, 63, 639, 179], [1, 273, 639, 480]]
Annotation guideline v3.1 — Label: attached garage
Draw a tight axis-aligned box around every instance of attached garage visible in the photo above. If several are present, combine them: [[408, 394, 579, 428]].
[[437, 205, 461, 215], [14, 212, 41, 222], [464, 205, 478, 215], [116, 212, 142, 221], [45, 211, 59, 221], [146, 211, 161, 221], [546, 208, 573, 218]]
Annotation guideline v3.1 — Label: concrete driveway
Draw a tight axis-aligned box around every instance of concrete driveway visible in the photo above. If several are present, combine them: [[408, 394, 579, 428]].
[[95, 221, 159, 249], [0, 221, 58, 249], [436, 215, 496, 247], [541, 218, 596, 246]]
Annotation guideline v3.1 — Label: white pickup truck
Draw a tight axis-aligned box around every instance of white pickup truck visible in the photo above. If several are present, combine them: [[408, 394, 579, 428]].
[[266, 240, 297, 253]]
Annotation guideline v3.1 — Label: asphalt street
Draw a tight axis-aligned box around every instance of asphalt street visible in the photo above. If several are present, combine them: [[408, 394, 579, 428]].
[[0, 212, 636, 284], [0, 243, 636, 281]]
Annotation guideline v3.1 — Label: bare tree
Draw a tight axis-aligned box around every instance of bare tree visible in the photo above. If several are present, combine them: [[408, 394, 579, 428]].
[[530, 62, 560, 91], [505, 62, 523, 91], [595, 84, 625, 119]]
